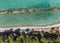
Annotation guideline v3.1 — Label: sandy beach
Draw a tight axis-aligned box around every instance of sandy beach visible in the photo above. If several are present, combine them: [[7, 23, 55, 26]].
[[0, 22, 59, 32]]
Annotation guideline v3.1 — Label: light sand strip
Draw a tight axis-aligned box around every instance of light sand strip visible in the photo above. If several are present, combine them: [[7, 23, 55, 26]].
[[0, 22, 60, 32], [0, 7, 60, 14]]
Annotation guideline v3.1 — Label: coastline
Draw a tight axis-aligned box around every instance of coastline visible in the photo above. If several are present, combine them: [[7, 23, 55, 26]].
[[0, 22, 59, 32]]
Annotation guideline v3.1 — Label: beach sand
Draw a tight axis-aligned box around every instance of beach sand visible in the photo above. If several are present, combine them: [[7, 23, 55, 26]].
[[0, 22, 59, 32]]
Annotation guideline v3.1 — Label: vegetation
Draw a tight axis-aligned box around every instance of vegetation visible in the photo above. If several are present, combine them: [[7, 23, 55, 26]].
[[0, 29, 59, 43]]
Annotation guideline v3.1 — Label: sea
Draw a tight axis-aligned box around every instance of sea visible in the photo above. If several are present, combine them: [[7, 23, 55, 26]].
[[0, 0, 60, 27]]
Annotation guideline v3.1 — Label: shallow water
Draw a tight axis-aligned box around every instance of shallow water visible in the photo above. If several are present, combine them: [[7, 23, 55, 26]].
[[0, 0, 60, 27], [0, 10, 60, 27]]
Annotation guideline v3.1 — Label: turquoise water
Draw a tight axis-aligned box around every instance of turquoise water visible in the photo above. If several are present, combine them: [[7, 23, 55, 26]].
[[0, 10, 60, 27], [0, 0, 60, 27], [0, 0, 60, 10], [0, 0, 49, 10]]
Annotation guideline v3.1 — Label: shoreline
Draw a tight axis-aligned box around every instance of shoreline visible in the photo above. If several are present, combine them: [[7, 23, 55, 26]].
[[0, 22, 59, 32], [0, 21, 60, 28]]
